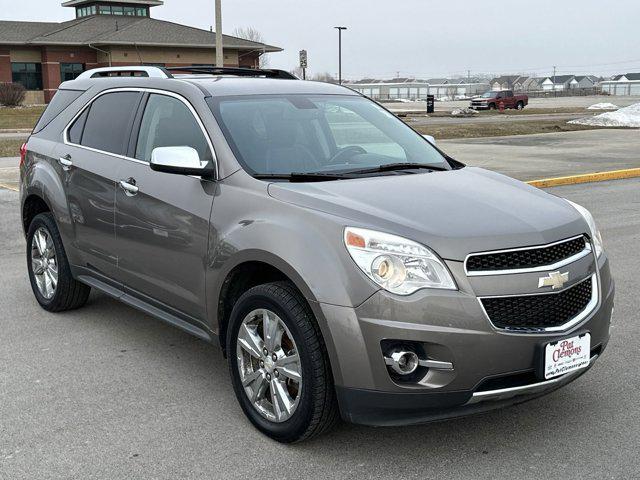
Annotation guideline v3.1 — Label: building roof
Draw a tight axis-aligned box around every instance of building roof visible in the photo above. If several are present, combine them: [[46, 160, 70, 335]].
[[62, 0, 164, 6], [0, 15, 281, 52], [624, 73, 640, 81], [574, 75, 597, 83], [490, 75, 520, 85], [545, 75, 575, 84]]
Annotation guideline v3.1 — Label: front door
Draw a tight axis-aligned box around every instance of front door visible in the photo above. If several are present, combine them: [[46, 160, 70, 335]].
[[57, 90, 143, 279], [114, 92, 216, 322]]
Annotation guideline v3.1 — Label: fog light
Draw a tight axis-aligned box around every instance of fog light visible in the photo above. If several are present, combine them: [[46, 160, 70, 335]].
[[385, 349, 419, 375]]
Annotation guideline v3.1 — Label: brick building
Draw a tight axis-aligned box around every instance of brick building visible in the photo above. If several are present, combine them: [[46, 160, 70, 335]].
[[0, 0, 282, 103]]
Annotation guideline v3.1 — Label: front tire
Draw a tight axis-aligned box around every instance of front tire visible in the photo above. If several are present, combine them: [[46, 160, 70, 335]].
[[227, 281, 339, 443], [516, 101, 524, 110], [26, 212, 90, 312]]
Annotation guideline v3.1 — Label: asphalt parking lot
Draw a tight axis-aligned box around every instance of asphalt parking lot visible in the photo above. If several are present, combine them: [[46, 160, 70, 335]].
[[1, 176, 638, 479], [440, 129, 640, 181]]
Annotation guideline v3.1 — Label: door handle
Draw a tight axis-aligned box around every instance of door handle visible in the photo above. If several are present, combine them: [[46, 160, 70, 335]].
[[119, 179, 139, 196], [58, 155, 73, 170]]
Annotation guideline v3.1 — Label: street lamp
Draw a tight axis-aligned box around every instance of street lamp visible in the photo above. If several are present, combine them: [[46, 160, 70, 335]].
[[334, 26, 347, 84], [215, 0, 223, 67]]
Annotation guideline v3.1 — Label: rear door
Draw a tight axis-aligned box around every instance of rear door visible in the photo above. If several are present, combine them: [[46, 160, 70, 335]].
[[114, 91, 216, 322], [56, 90, 143, 279]]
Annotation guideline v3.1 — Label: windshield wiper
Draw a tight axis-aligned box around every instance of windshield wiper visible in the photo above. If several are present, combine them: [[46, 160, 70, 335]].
[[253, 172, 355, 182], [343, 163, 449, 175]]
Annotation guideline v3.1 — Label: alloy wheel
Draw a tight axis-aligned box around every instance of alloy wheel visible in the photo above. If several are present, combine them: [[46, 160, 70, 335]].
[[236, 308, 302, 423], [31, 227, 58, 299]]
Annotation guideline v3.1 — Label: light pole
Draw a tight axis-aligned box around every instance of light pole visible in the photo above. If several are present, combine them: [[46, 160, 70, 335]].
[[215, 0, 223, 67], [334, 26, 347, 84]]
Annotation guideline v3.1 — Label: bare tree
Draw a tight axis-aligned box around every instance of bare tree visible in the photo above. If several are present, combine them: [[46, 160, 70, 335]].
[[233, 26, 269, 68], [312, 72, 337, 84], [290, 66, 304, 79]]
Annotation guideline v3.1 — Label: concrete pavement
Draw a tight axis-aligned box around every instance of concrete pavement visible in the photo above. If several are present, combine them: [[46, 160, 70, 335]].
[[1, 178, 639, 479]]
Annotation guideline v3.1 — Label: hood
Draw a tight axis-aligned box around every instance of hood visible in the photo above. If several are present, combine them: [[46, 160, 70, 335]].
[[268, 167, 587, 261]]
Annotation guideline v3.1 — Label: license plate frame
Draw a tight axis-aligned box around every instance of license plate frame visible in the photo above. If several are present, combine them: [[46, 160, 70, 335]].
[[541, 332, 591, 380]]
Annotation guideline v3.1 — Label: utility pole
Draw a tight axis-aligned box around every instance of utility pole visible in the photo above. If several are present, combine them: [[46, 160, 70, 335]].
[[552, 65, 557, 97], [334, 26, 347, 84], [467, 70, 471, 83], [215, 0, 223, 67]]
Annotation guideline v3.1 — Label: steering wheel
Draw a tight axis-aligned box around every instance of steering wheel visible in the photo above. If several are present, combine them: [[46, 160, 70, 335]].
[[326, 145, 367, 165]]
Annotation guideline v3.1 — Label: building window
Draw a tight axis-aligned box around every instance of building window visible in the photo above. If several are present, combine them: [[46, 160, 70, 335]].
[[60, 63, 84, 82], [123, 6, 135, 15], [111, 6, 123, 15], [99, 5, 111, 14], [135, 7, 148, 16], [11, 63, 43, 90]]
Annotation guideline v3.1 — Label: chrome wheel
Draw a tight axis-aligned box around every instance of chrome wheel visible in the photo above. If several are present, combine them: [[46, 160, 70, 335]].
[[31, 227, 58, 300], [236, 308, 302, 423]]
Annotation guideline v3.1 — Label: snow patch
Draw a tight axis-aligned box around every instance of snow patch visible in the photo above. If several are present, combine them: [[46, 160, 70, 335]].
[[587, 102, 619, 110], [569, 102, 640, 128], [451, 107, 478, 116]]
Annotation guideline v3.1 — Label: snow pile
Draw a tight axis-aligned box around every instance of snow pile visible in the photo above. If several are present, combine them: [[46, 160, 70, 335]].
[[392, 98, 414, 103], [451, 107, 479, 116], [569, 102, 640, 128], [435, 96, 452, 102], [587, 102, 619, 110]]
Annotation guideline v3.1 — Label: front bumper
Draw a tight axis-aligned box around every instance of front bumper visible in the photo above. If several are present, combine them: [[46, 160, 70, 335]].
[[320, 256, 614, 426]]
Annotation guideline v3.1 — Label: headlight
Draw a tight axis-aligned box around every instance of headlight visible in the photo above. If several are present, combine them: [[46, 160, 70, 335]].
[[344, 227, 457, 295], [566, 200, 604, 257]]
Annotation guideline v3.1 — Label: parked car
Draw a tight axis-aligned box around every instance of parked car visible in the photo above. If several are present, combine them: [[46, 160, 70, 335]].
[[20, 66, 613, 443], [470, 90, 529, 110]]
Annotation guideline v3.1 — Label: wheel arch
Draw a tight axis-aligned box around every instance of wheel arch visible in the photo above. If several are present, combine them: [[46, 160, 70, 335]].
[[211, 250, 325, 355], [22, 192, 52, 236]]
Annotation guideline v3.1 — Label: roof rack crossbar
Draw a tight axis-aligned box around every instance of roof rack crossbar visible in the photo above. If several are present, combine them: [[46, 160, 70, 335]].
[[76, 66, 172, 80], [165, 66, 297, 80]]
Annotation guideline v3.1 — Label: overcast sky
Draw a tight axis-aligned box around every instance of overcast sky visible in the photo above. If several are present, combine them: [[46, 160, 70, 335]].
[[3, 0, 640, 79]]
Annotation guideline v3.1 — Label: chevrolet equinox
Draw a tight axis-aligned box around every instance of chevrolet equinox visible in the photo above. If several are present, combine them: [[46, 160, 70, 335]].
[[19, 66, 614, 443]]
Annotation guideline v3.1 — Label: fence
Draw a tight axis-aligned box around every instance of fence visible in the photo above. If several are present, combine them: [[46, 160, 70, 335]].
[[520, 87, 603, 98]]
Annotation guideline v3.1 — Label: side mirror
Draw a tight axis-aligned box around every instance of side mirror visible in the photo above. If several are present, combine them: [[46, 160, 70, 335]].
[[422, 134, 436, 145], [150, 146, 213, 177]]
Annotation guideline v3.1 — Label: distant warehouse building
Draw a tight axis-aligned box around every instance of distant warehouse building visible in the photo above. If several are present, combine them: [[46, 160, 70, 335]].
[[346, 78, 489, 101], [0, 0, 282, 103], [599, 73, 640, 96]]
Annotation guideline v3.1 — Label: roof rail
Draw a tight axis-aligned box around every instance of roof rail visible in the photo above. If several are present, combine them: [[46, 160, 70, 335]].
[[165, 66, 298, 80], [76, 66, 172, 80]]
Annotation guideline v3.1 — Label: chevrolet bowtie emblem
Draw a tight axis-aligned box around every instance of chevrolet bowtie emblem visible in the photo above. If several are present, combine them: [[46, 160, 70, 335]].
[[538, 271, 569, 290]]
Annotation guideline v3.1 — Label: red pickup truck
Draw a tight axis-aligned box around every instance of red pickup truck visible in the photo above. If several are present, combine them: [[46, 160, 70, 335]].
[[470, 90, 528, 110]]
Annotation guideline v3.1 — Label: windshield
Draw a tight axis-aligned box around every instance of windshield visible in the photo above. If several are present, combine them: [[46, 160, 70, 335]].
[[208, 94, 449, 176], [481, 91, 499, 98]]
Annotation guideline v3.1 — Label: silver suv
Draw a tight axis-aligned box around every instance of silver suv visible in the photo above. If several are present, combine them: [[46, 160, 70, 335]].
[[20, 66, 614, 443]]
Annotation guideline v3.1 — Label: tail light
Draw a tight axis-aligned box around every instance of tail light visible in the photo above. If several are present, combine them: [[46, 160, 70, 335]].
[[19, 142, 27, 168]]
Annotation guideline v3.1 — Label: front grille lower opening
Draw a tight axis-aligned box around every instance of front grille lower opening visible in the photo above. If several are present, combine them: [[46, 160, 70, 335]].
[[481, 277, 593, 330]]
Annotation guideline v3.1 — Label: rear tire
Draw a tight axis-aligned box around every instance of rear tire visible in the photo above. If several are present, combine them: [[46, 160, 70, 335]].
[[516, 101, 524, 111], [489, 103, 496, 110], [26, 212, 90, 312], [227, 281, 339, 443]]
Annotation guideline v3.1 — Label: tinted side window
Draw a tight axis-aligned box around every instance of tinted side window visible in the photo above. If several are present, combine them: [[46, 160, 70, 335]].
[[135, 94, 212, 162], [68, 108, 88, 144], [80, 92, 141, 154], [33, 89, 83, 134]]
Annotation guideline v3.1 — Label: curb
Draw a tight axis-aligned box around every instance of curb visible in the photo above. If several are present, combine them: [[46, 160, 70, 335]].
[[527, 168, 640, 188]]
